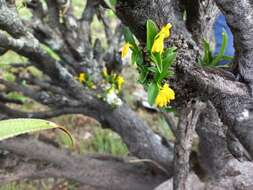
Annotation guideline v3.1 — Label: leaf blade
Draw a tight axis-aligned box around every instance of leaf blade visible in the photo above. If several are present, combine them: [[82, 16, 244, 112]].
[[0, 118, 74, 147], [146, 19, 159, 52], [147, 83, 159, 106]]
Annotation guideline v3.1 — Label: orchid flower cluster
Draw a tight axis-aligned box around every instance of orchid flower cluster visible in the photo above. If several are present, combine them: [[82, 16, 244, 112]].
[[121, 20, 176, 109], [76, 68, 125, 107], [101, 68, 125, 106], [76, 72, 96, 89]]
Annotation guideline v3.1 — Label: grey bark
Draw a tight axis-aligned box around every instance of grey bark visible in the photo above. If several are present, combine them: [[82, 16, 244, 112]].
[[1, 0, 253, 189], [173, 101, 205, 190], [0, 137, 166, 190], [214, 0, 253, 93]]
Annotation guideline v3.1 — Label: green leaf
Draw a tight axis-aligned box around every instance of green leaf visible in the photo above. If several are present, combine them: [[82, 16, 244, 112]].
[[131, 50, 138, 65], [0, 119, 74, 147], [222, 55, 234, 61], [133, 49, 143, 65], [146, 19, 159, 52], [138, 65, 148, 84], [7, 92, 27, 103], [123, 27, 136, 47], [162, 51, 176, 72], [139, 70, 149, 84], [104, 0, 117, 9], [202, 39, 212, 66], [210, 31, 228, 66], [147, 67, 158, 73], [147, 82, 159, 106], [163, 47, 177, 57], [152, 52, 162, 73], [42, 45, 61, 61], [3, 72, 15, 82], [161, 107, 177, 113], [109, 0, 117, 6], [167, 70, 175, 76]]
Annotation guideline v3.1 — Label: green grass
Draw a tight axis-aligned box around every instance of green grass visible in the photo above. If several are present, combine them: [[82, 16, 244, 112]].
[[91, 128, 129, 156], [0, 180, 79, 190], [72, 0, 86, 18], [52, 115, 128, 156], [0, 182, 36, 190], [155, 116, 175, 141], [0, 51, 27, 66], [79, 127, 129, 156]]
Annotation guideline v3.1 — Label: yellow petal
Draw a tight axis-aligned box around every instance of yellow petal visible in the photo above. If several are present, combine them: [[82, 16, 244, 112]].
[[159, 23, 172, 38], [102, 67, 108, 78], [78, 73, 86, 83], [121, 43, 132, 59], [116, 75, 124, 90], [155, 83, 175, 108], [168, 88, 175, 100], [151, 35, 165, 53]]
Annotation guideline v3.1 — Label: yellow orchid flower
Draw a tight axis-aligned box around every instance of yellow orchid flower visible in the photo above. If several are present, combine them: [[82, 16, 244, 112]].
[[155, 83, 175, 108], [158, 23, 172, 38], [151, 34, 165, 53], [78, 73, 86, 83], [116, 75, 125, 90], [121, 42, 132, 59], [102, 67, 108, 78], [151, 23, 172, 54]]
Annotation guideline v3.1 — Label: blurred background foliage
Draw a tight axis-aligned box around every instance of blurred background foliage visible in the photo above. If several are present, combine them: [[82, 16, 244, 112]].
[[0, 0, 174, 189]]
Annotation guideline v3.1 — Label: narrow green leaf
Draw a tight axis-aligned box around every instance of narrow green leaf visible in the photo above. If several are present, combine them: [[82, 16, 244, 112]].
[[7, 92, 27, 103], [162, 52, 176, 71], [161, 107, 177, 113], [138, 70, 149, 84], [147, 67, 158, 73], [210, 32, 228, 66], [222, 55, 233, 61], [152, 53, 162, 73], [163, 47, 177, 57], [104, 0, 117, 9], [0, 119, 74, 147], [123, 27, 136, 46], [135, 50, 144, 65], [131, 51, 137, 65], [203, 39, 211, 65], [109, 0, 117, 6], [138, 65, 149, 84], [146, 19, 159, 52], [147, 83, 159, 106]]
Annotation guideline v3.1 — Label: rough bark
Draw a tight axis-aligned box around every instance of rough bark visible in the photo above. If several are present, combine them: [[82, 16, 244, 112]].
[[214, 0, 253, 92], [0, 137, 166, 190], [115, 0, 253, 162], [116, 0, 253, 189], [0, 0, 174, 183], [179, 0, 219, 45], [173, 101, 205, 190], [1, 0, 253, 189]]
